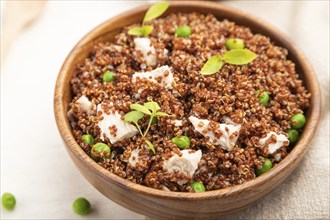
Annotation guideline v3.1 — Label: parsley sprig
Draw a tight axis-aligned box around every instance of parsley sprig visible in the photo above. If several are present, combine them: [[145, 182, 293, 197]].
[[201, 49, 257, 75], [124, 101, 168, 153], [128, 2, 169, 37]]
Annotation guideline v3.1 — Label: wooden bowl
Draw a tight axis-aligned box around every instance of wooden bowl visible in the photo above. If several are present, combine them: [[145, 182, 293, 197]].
[[54, 1, 321, 218]]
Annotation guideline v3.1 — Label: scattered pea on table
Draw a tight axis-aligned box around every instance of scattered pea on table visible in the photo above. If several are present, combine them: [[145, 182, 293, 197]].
[[171, 136, 191, 149], [226, 38, 245, 50], [290, 113, 306, 129], [2, 192, 16, 210], [256, 158, 273, 176], [176, 25, 192, 37], [190, 181, 206, 192], [72, 197, 91, 216]]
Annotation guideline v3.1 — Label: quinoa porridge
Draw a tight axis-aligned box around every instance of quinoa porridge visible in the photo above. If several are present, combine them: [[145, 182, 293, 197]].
[[67, 10, 310, 192]]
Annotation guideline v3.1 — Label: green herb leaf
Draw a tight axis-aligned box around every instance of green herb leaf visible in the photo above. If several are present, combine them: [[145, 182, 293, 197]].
[[155, 112, 168, 117], [145, 139, 156, 154], [223, 49, 257, 65], [124, 111, 144, 124], [128, 27, 145, 36], [143, 2, 169, 24], [200, 55, 223, 75], [144, 101, 161, 113], [128, 26, 153, 37], [130, 103, 152, 115], [141, 25, 153, 36], [126, 101, 168, 145]]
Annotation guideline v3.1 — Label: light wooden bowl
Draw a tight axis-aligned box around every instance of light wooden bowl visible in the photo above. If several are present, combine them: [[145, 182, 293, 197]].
[[54, 1, 321, 218]]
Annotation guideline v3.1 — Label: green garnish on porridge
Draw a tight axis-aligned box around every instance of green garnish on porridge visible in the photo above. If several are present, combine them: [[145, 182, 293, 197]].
[[67, 2, 310, 192]]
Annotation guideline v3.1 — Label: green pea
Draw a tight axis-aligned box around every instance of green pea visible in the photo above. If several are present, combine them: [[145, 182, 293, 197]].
[[256, 158, 273, 176], [171, 136, 191, 149], [286, 129, 299, 144], [90, 143, 111, 161], [257, 91, 270, 107], [190, 181, 206, 192], [2, 192, 16, 210], [72, 197, 91, 216], [226, 38, 245, 50], [151, 117, 158, 125], [82, 134, 94, 145], [102, 71, 115, 82], [290, 113, 306, 129], [175, 25, 192, 37]]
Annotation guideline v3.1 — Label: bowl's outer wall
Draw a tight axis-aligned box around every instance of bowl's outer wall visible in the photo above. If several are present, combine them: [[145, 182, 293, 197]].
[[54, 1, 321, 218]]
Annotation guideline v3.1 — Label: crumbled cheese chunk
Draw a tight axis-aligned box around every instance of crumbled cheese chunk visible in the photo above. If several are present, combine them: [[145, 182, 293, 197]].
[[97, 104, 138, 144], [173, 119, 183, 126], [67, 109, 74, 121], [113, 45, 123, 52], [161, 185, 171, 191], [274, 153, 282, 161], [163, 150, 202, 185], [189, 116, 241, 151], [259, 131, 289, 154], [67, 95, 94, 126], [132, 65, 174, 89], [128, 148, 141, 168], [76, 95, 94, 114], [223, 116, 237, 125], [134, 38, 156, 66]]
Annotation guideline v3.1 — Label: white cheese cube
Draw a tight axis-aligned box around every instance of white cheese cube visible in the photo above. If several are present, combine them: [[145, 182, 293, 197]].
[[274, 153, 282, 161], [132, 65, 174, 89], [97, 104, 138, 144], [163, 149, 202, 185], [76, 95, 94, 114], [189, 116, 241, 151], [128, 148, 143, 168], [134, 38, 156, 66], [259, 131, 289, 154], [113, 45, 123, 52], [161, 185, 171, 191], [173, 119, 183, 126], [67, 95, 94, 126]]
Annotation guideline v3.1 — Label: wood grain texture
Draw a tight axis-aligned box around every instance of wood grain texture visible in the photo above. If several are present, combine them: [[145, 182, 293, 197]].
[[54, 1, 321, 218]]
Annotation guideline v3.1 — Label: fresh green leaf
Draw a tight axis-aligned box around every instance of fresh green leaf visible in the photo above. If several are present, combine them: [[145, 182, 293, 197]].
[[144, 101, 161, 113], [129, 2, 169, 37], [201, 55, 223, 75], [145, 139, 156, 154], [124, 111, 144, 124], [143, 2, 169, 24], [128, 26, 153, 37], [128, 27, 145, 36], [141, 25, 153, 36], [130, 103, 152, 115], [223, 49, 257, 65], [151, 117, 158, 124], [126, 101, 168, 145], [155, 112, 168, 117]]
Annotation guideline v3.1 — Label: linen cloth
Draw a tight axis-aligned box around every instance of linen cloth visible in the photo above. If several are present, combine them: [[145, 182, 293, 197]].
[[1, 1, 329, 219]]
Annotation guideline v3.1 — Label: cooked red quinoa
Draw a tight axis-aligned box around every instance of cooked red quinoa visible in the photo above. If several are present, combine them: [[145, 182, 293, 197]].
[[68, 13, 310, 192]]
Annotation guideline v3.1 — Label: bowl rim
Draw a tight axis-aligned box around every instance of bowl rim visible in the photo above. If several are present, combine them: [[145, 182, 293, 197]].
[[54, 1, 321, 200]]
